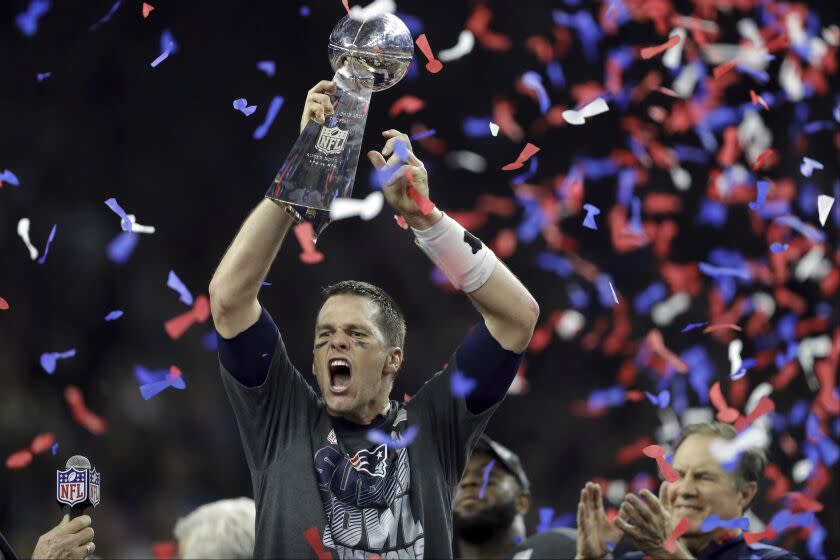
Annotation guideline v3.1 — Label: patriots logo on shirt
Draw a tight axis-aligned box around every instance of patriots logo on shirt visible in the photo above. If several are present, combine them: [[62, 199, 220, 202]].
[[327, 429, 337, 445], [348, 443, 388, 477]]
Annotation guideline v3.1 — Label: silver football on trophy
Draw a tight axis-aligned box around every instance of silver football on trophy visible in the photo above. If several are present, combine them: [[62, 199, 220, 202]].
[[328, 13, 414, 91]]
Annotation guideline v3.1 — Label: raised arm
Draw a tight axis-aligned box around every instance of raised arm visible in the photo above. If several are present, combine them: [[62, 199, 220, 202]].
[[209, 80, 337, 339], [367, 130, 539, 353]]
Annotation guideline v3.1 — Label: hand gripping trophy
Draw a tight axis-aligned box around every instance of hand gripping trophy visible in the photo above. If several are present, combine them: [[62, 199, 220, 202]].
[[265, 13, 414, 241]]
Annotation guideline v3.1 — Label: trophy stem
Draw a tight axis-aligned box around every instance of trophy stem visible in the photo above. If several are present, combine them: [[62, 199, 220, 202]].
[[265, 60, 374, 243]]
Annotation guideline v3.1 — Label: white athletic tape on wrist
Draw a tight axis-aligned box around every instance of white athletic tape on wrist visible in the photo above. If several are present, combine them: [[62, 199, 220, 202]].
[[411, 212, 496, 293]]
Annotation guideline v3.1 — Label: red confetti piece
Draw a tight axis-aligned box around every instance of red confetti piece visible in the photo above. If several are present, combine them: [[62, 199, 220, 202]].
[[394, 215, 408, 230], [151, 540, 178, 560], [5, 449, 32, 470], [734, 396, 774, 431], [341, 0, 351, 15], [657, 87, 680, 98], [709, 382, 741, 424], [30, 432, 55, 454], [702, 323, 742, 333], [712, 60, 737, 79], [164, 295, 211, 340], [645, 329, 689, 373], [640, 35, 682, 59], [292, 223, 325, 265], [64, 385, 108, 435], [388, 95, 425, 118], [744, 526, 777, 545], [142, 2, 155, 18], [415, 34, 443, 73], [405, 183, 436, 216], [0, 297, 9, 310], [643, 444, 680, 483], [403, 393, 413, 403], [765, 464, 790, 502], [750, 90, 769, 111], [616, 436, 655, 465], [785, 492, 823, 513], [491, 228, 517, 258], [303, 527, 332, 560], [501, 143, 541, 171], [752, 149, 777, 171], [664, 517, 690, 553]]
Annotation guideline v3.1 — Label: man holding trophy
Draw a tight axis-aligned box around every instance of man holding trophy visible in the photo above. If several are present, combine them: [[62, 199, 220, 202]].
[[209, 13, 539, 558]]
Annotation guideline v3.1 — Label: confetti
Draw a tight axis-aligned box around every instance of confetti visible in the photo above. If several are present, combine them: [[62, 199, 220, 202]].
[[0, 297, 8, 310], [640, 34, 682, 60], [142, 2, 154, 18], [151, 29, 178, 68], [35, 224, 57, 265], [256, 60, 276, 77], [15, 0, 51, 37], [709, 382, 741, 424], [521, 71, 550, 114], [645, 390, 670, 409], [303, 527, 332, 560], [366, 425, 419, 449], [40, 349, 76, 375], [17, 218, 39, 260], [562, 98, 609, 125], [107, 230, 139, 263], [167, 270, 194, 306], [415, 34, 443, 73], [698, 263, 750, 281], [750, 90, 769, 111], [709, 424, 769, 466], [478, 459, 495, 499], [437, 30, 475, 63], [293, 222, 325, 264], [233, 98, 257, 117], [164, 295, 210, 340], [104, 310, 124, 321], [89, 0, 122, 31], [582, 203, 601, 230], [405, 183, 436, 216], [253, 96, 284, 140], [29, 432, 55, 454], [388, 95, 425, 118], [489, 122, 499, 136], [744, 526, 778, 545], [664, 517, 690, 553], [64, 385, 108, 435], [450, 369, 477, 397], [139, 365, 187, 400], [51, 442, 59, 455], [748, 180, 770, 210], [5, 450, 32, 470], [0, 169, 20, 187], [642, 444, 680, 483], [817, 195, 834, 226], [501, 143, 540, 171], [36, 72, 52, 82], [799, 157, 824, 177], [329, 191, 384, 222]]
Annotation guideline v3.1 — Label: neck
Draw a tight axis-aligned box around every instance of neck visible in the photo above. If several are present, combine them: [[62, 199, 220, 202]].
[[457, 524, 524, 560], [332, 400, 390, 426], [682, 530, 724, 555]]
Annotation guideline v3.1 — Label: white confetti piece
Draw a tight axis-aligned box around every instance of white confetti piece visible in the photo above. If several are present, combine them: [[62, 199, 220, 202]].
[[662, 28, 686, 69], [562, 98, 609, 125], [437, 30, 474, 62], [817, 195, 834, 226], [17, 218, 39, 260], [329, 191, 384, 222], [489, 122, 500, 136]]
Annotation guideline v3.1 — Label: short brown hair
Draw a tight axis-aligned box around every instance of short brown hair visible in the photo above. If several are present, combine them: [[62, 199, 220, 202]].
[[318, 280, 406, 351], [675, 422, 767, 492]]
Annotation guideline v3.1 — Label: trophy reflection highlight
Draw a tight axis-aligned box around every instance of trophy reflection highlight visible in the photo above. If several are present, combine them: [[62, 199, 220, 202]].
[[266, 13, 414, 241]]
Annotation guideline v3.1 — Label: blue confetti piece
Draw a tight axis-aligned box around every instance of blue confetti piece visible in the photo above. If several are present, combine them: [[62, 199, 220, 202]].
[[0, 169, 20, 186], [546, 60, 565, 88], [40, 349, 76, 375], [700, 514, 750, 532], [89, 0, 121, 31], [511, 156, 538, 185], [410, 129, 436, 141], [616, 169, 635, 206], [253, 95, 284, 140], [582, 203, 600, 230], [567, 282, 589, 309], [140, 376, 186, 400], [522, 71, 550, 114], [536, 507, 555, 533], [151, 29, 178, 68], [233, 98, 258, 116], [588, 385, 625, 409], [673, 144, 709, 164], [681, 321, 707, 333], [606, 541, 615, 552], [16, 0, 51, 37], [367, 425, 419, 449], [256, 60, 276, 77], [393, 139, 410, 162], [451, 369, 477, 398], [802, 121, 834, 134], [806, 521, 826, 560], [36, 224, 57, 265], [749, 180, 769, 210], [104, 310, 124, 321], [516, 200, 544, 243], [261, 281, 271, 286], [167, 270, 194, 306], [634, 282, 667, 314], [299, 5, 311, 17], [104, 197, 134, 231], [799, 156, 824, 177], [202, 330, 218, 351], [478, 459, 495, 499], [774, 215, 825, 243], [735, 65, 768, 83], [36, 72, 52, 82], [51, 442, 59, 456], [769, 242, 789, 253], [463, 117, 492, 138], [513, 535, 524, 546], [698, 262, 750, 281], [536, 253, 572, 277], [107, 230, 139, 264], [645, 390, 670, 408]]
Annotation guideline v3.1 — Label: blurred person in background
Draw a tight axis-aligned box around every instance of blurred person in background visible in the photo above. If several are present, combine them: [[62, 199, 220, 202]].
[[577, 422, 798, 560], [209, 81, 539, 558], [454, 435, 577, 559], [173, 497, 255, 559]]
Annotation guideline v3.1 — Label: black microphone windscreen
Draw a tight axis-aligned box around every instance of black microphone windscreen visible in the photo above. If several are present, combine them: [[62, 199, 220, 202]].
[[66, 455, 91, 470]]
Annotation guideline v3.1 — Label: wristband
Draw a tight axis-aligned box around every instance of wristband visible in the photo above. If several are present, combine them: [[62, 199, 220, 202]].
[[411, 212, 496, 293]]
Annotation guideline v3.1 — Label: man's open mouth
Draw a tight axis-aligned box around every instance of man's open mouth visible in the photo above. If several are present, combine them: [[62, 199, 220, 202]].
[[328, 358, 352, 393]]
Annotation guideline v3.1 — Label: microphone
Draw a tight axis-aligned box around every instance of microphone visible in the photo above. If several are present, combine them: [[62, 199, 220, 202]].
[[56, 455, 101, 519]]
